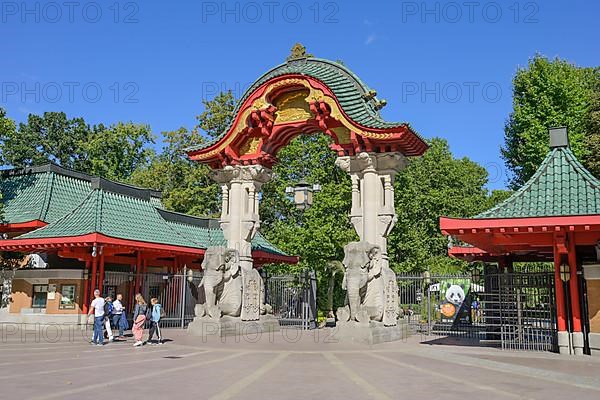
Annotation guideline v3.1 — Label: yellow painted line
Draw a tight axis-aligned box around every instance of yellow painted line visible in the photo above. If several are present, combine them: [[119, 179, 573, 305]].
[[208, 352, 289, 400], [368, 352, 533, 400], [323, 352, 392, 400]]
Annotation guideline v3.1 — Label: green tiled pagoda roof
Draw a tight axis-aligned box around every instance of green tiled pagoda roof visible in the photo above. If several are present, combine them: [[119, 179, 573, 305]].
[[475, 146, 600, 219], [187, 57, 417, 153], [1, 165, 91, 224], [2, 164, 289, 257], [20, 186, 201, 249]]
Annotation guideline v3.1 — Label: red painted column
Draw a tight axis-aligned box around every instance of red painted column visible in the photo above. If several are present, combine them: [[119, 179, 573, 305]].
[[553, 244, 567, 332], [568, 236, 582, 332], [135, 251, 142, 295], [82, 259, 91, 314], [90, 254, 98, 295], [98, 253, 105, 296]]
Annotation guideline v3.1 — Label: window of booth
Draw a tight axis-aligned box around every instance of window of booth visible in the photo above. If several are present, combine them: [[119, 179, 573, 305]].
[[59, 284, 77, 309], [104, 285, 116, 300], [32, 285, 48, 308]]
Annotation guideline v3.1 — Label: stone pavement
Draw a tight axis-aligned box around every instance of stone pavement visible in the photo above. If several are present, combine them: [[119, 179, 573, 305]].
[[1, 325, 600, 400]]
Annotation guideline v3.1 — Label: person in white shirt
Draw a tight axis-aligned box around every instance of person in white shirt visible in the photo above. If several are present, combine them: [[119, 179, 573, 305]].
[[112, 293, 125, 339], [87, 290, 105, 346]]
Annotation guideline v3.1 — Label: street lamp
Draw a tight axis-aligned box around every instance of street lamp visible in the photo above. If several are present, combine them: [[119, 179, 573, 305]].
[[285, 180, 321, 210], [560, 262, 570, 282]]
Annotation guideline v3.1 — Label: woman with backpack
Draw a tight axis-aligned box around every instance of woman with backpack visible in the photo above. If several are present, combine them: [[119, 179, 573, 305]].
[[147, 297, 164, 345], [132, 293, 148, 347]]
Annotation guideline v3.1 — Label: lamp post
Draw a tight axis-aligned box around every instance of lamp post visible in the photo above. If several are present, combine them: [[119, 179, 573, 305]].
[[422, 270, 431, 335], [285, 180, 321, 210]]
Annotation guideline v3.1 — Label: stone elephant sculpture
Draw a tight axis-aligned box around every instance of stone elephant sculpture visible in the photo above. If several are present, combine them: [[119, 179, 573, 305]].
[[198, 247, 242, 318], [340, 241, 372, 322]]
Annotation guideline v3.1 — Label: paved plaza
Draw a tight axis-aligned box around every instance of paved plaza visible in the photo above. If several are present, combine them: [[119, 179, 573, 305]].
[[1, 326, 600, 400]]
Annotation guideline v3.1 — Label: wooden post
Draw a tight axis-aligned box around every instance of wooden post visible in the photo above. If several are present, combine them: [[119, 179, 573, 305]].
[[553, 244, 567, 332], [82, 259, 91, 314], [568, 236, 582, 332], [90, 253, 98, 295], [135, 251, 142, 295], [98, 253, 105, 296]]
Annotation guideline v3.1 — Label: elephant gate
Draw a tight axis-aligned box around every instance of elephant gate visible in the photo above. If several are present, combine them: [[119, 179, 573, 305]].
[[185, 46, 428, 327]]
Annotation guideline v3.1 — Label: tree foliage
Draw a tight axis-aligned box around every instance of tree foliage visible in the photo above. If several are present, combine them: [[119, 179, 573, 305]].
[[502, 55, 600, 188], [389, 138, 502, 274], [195, 91, 236, 138], [0, 110, 154, 181], [128, 128, 220, 217]]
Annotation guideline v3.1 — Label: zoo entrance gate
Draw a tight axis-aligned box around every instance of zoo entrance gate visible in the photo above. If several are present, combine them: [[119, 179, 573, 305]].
[[396, 267, 558, 352], [101, 269, 317, 330]]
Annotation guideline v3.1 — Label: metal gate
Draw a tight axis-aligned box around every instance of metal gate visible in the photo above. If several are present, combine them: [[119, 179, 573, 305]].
[[482, 269, 557, 352], [397, 273, 483, 339], [102, 269, 316, 329], [103, 269, 201, 328], [266, 270, 317, 329], [397, 268, 558, 351]]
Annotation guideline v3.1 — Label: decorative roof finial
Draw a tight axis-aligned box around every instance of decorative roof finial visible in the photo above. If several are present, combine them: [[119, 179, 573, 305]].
[[287, 43, 313, 61]]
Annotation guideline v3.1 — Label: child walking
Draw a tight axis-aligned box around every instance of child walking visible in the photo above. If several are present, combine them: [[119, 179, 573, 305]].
[[148, 297, 163, 345]]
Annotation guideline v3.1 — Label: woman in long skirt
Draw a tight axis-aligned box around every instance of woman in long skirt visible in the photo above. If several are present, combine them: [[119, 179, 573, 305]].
[[132, 293, 148, 347]]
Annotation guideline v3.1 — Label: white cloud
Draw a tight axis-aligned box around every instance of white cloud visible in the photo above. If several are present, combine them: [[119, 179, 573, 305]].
[[365, 34, 377, 45]]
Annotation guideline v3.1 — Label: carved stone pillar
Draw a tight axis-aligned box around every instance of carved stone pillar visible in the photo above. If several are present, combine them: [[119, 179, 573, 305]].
[[210, 165, 272, 272], [335, 152, 407, 264]]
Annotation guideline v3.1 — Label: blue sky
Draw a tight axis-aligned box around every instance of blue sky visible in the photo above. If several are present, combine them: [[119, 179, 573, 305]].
[[2, 0, 599, 189]]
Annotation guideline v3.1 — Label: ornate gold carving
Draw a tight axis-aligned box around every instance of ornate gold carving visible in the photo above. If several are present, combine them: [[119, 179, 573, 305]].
[[191, 76, 399, 161], [238, 136, 261, 155], [287, 43, 313, 61], [331, 126, 351, 144], [273, 89, 312, 124]]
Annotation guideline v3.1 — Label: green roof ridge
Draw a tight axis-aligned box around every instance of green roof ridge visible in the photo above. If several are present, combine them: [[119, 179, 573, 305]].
[[475, 147, 600, 219], [187, 57, 416, 153]]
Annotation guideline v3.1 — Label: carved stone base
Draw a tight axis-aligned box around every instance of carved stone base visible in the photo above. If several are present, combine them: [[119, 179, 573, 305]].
[[334, 319, 408, 345], [187, 314, 280, 338]]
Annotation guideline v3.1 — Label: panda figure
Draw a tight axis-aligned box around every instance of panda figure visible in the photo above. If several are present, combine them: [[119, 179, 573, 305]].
[[445, 284, 465, 306]]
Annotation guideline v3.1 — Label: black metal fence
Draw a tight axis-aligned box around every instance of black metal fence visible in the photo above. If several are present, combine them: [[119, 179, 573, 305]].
[[397, 269, 558, 352], [102, 269, 317, 329], [266, 270, 317, 329]]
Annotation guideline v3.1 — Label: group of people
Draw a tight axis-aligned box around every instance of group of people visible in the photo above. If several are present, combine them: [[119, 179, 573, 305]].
[[88, 290, 164, 347]]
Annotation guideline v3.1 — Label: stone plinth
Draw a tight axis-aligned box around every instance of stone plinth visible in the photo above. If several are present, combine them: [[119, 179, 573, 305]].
[[188, 314, 280, 338], [334, 319, 408, 345]]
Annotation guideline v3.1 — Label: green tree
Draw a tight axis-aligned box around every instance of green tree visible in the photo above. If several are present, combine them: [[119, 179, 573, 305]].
[[0, 110, 154, 181], [0, 111, 88, 167], [586, 68, 600, 176], [80, 122, 154, 181], [388, 138, 493, 274], [131, 91, 237, 216], [195, 91, 236, 138], [502, 55, 599, 188], [259, 134, 356, 311], [129, 127, 220, 217]]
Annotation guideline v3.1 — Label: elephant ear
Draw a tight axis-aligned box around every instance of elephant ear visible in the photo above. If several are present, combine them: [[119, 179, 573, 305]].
[[224, 249, 240, 275], [367, 244, 381, 260]]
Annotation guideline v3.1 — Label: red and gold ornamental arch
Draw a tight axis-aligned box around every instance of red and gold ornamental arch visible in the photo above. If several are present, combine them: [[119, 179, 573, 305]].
[[187, 46, 427, 168], [187, 45, 428, 273]]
